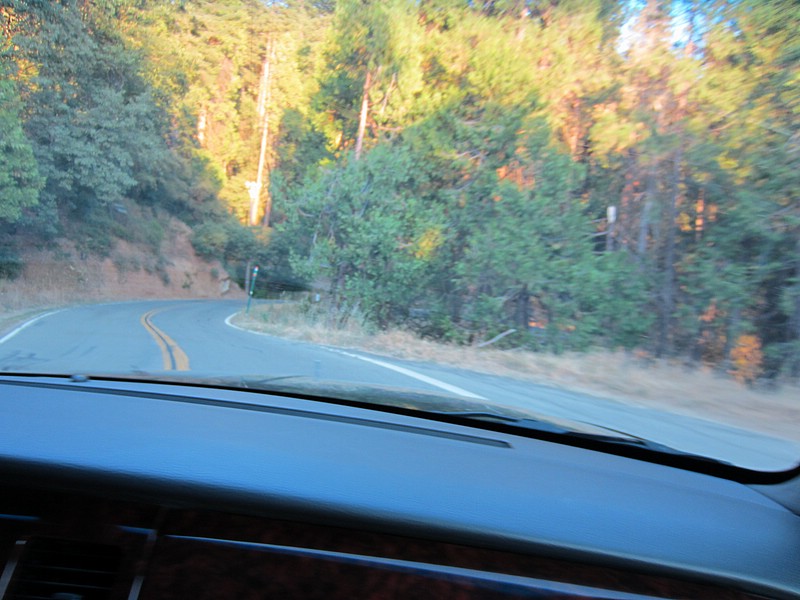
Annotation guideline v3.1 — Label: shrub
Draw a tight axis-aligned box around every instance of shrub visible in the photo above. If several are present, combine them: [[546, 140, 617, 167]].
[[729, 334, 764, 384], [191, 222, 229, 259], [0, 245, 23, 280]]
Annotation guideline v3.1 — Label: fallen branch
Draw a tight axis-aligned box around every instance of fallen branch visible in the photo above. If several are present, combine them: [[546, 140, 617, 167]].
[[476, 328, 517, 348]]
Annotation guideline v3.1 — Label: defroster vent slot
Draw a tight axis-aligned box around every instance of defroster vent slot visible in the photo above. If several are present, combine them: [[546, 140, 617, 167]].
[[4, 538, 121, 600]]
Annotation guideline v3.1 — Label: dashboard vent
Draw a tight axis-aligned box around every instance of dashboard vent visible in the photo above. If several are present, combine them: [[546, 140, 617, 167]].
[[5, 538, 121, 600]]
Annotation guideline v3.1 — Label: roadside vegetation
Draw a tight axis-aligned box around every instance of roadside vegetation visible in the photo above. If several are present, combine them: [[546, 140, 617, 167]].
[[235, 302, 800, 442], [1, 1, 799, 387]]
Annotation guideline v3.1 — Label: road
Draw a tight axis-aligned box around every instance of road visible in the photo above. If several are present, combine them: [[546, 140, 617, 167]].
[[0, 299, 797, 470]]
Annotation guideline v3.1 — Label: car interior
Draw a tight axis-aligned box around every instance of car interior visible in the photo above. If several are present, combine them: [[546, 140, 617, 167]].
[[0, 375, 798, 600]]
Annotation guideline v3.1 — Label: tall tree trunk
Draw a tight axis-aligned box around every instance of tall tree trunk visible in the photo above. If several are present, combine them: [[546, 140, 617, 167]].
[[250, 38, 274, 226], [515, 285, 530, 330], [618, 151, 639, 251], [378, 72, 395, 117], [197, 106, 207, 146], [256, 41, 270, 121], [354, 70, 372, 161], [657, 146, 682, 357], [606, 205, 616, 251], [328, 263, 348, 328], [637, 166, 656, 258], [789, 237, 800, 377], [260, 40, 276, 228]]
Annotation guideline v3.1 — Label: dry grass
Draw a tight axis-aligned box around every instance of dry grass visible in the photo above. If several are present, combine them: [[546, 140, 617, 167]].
[[234, 303, 800, 442]]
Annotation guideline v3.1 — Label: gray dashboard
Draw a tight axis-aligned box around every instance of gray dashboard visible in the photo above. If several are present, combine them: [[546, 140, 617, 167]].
[[0, 376, 798, 598]]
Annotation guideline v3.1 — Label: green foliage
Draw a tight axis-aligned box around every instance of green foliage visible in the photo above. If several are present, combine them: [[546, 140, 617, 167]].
[[452, 136, 603, 351], [283, 144, 437, 327], [0, 76, 42, 224], [265, 0, 799, 373], [191, 222, 230, 259], [0, 243, 23, 280], [3, 0, 799, 377], [5, 0, 226, 237], [191, 219, 263, 266]]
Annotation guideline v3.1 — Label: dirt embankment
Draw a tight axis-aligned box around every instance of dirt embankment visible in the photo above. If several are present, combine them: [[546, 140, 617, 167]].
[[0, 218, 244, 319]]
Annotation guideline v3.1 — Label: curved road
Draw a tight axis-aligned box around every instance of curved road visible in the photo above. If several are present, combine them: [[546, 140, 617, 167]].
[[0, 299, 797, 470]]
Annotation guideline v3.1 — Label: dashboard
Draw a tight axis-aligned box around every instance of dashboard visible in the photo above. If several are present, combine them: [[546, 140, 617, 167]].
[[0, 375, 798, 599]]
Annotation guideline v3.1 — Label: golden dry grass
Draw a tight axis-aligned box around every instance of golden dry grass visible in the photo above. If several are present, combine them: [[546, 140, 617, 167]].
[[234, 303, 800, 442]]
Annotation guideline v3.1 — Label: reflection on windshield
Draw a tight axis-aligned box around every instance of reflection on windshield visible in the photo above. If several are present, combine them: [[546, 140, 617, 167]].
[[0, 0, 798, 470]]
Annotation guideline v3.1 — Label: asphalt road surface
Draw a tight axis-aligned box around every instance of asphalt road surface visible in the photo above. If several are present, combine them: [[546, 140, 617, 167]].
[[1, 299, 797, 470]]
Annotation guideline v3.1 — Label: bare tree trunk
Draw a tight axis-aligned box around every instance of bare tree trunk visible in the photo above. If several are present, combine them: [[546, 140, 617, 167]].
[[260, 40, 276, 228], [788, 237, 800, 377], [657, 146, 682, 356], [515, 4, 527, 41], [378, 72, 396, 117], [197, 106, 207, 146], [328, 264, 348, 328], [618, 151, 639, 251], [606, 210, 615, 251], [250, 38, 275, 226], [256, 42, 269, 121], [354, 70, 372, 161], [638, 160, 659, 259], [515, 285, 530, 330]]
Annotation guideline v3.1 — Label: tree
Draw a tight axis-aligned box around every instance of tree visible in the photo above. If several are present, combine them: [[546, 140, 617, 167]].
[[0, 75, 42, 224], [282, 144, 439, 327], [320, 0, 407, 159]]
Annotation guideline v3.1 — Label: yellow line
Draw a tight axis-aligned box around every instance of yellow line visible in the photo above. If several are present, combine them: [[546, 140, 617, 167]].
[[158, 323, 191, 371], [140, 310, 170, 370], [140, 309, 191, 371]]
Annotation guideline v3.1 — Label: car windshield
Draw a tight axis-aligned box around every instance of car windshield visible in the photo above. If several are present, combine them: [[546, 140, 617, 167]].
[[0, 0, 798, 472]]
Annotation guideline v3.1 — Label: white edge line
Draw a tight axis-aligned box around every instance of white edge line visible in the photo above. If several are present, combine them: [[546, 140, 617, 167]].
[[224, 311, 486, 401], [225, 312, 265, 335], [0, 310, 62, 345], [332, 349, 486, 401]]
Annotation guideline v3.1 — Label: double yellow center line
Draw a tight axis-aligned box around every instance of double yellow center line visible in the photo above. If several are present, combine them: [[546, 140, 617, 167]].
[[140, 309, 190, 371]]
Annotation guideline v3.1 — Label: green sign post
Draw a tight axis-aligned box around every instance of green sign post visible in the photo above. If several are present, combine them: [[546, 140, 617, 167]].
[[245, 265, 259, 314]]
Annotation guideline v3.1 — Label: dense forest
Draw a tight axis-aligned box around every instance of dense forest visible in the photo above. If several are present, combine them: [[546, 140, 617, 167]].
[[1, 0, 798, 380]]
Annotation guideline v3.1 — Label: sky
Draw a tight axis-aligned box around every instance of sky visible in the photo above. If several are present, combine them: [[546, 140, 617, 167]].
[[617, 0, 704, 55]]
